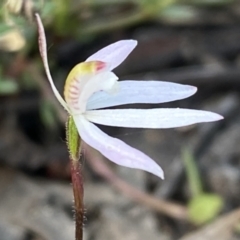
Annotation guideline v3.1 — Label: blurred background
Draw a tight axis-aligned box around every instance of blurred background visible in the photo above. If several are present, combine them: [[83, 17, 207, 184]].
[[0, 0, 240, 239]]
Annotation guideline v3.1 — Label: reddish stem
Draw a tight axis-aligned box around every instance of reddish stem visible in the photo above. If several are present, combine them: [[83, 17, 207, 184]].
[[71, 159, 84, 240]]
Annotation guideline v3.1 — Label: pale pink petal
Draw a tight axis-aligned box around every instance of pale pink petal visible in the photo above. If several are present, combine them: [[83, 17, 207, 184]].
[[87, 80, 197, 110], [86, 40, 137, 70], [35, 14, 69, 111], [73, 115, 164, 178], [84, 108, 223, 128]]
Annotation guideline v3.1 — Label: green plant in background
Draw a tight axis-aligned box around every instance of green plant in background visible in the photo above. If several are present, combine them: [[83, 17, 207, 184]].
[[0, 67, 18, 95], [0, 0, 32, 52], [24, 0, 178, 37], [0, 0, 237, 50], [1, 0, 238, 42], [182, 148, 224, 225], [0, 77, 18, 95], [0, 0, 61, 133], [39, 99, 58, 130], [188, 0, 235, 6]]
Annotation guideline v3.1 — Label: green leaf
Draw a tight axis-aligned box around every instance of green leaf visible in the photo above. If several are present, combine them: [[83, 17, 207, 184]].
[[0, 79, 18, 95], [160, 5, 198, 24], [190, 0, 234, 7], [0, 24, 14, 36], [188, 194, 224, 225], [39, 100, 57, 130], [182, 148, 203, 197]]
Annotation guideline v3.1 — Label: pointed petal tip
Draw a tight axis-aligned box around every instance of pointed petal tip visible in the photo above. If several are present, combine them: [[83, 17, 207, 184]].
[[121, 39, 137, 44], [216, 114, 224, 120], [118, 39, 138, 51], [192, 86, 198, 94], [136, 163, 164, 179], [206, 112, 224, 122], [184, 84, 197, 96], [158, 170, 164, 180], [86, 39, 138, 70], [151, 166, 164, 179], [113, 39, 138, 49], [183, 85, 197, 98], [128, 39, 138, 46]]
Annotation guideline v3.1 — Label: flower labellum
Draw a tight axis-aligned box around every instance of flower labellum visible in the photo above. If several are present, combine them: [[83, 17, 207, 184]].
[[35, 14, 223, 179]]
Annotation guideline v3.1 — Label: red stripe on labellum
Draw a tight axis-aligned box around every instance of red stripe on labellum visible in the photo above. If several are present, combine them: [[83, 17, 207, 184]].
[[69, 92, 79, 97], [70, 85, 79, 91], [96, 61, 107, 72], [69, 95, 79, 99], [69, 88, 79, 93]]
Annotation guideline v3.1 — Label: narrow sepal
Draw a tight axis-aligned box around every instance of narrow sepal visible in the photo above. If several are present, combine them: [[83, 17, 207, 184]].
[[66, 116, 81, 161]]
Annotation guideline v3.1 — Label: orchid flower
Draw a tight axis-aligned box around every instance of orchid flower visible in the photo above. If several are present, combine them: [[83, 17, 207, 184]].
[[36, 15, 222, 179]]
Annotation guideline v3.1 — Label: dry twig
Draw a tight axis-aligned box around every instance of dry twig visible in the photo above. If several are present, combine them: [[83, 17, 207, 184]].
[[84, 142, 188, 220]]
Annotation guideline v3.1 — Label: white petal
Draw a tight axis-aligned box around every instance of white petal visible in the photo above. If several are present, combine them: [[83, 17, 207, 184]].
[[85, 108, 223, 128], [86, 40, 137, 70], [86, 80, 197, 110], [35, 14, 69, 111], [74, 115, 164, 178], [78, 72, 119, 112]]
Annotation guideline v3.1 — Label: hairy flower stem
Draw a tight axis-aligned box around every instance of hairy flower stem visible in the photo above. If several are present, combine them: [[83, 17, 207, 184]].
[[71, 159, 84, 240], [67, 116, 83, 240]]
